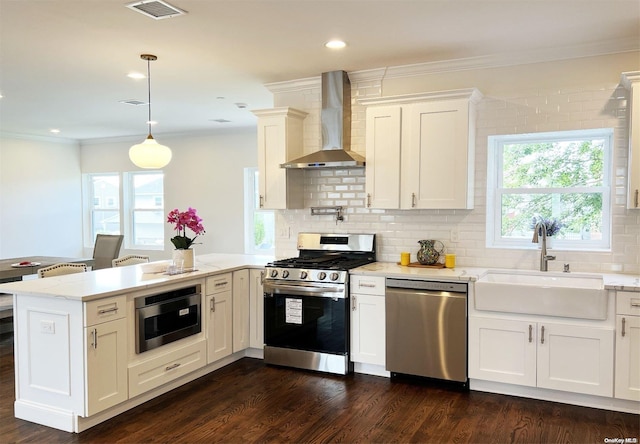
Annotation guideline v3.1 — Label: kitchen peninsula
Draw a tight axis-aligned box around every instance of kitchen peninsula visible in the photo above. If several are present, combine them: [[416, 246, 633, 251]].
[[0, 254, 272, 433]]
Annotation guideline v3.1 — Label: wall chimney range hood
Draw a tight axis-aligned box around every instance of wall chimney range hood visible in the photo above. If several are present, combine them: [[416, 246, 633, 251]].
[[280, 71, 365, 169]]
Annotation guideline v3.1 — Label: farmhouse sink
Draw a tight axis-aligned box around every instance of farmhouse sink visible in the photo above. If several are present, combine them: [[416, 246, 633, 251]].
[[474, 270, 607, 320]]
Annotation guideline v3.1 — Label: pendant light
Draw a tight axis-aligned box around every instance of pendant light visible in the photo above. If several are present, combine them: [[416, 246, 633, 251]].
[[129, 54, 172, 169]]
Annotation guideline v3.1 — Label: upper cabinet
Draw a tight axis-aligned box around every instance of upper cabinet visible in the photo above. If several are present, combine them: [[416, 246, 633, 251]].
[[252, 107, 308, 209], [622, 72, 640, 209], [363, 89, 482, 210]]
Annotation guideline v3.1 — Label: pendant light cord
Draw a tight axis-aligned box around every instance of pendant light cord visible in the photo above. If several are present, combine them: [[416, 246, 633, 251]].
[[147, 57, 152, 136]]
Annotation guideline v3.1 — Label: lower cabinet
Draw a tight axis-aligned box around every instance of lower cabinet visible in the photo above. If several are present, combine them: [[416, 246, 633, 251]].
[[85, 317, 128, 415], [205, 273, 233, 363], [249, 269, 264, 349], [615, 291, 640, 401], [350, 275, 386, 366], [469, 316, 614, 397], [233, 269, 250, 352]]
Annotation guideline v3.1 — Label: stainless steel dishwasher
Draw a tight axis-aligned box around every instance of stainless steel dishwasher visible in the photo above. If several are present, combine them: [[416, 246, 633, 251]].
[[385, 278, 468, 383]]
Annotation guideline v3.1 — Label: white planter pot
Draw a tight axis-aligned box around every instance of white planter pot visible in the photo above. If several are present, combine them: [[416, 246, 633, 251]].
[[172, 248, 195, 271]]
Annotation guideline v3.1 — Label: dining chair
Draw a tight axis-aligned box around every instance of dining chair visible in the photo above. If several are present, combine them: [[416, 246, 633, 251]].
[[92, 234, 124, 270], [112, 254, 150, 267], [37, 263, 88, 278]]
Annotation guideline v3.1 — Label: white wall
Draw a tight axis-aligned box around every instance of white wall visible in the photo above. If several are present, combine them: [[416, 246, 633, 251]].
[[0, 136, 83, 257], [271, 52, 640, 275], [80, 128, 257, 260]]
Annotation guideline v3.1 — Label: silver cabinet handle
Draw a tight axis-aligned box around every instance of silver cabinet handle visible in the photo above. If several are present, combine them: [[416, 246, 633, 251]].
[[630, 301, 640, 307], [411, 193, 416, 208], [92, 328, 97, 349], [98, 307, 118, 315], [165, 363, 181, 371], [366, 193, 371, 208], [622, 317, 626, 337], [359, 282, 376, 288], [210, 297, 215, 312], [259, 195, 264, 208], [528, 324, 532, 343], [352, 295, 357, 311], [635, 189, 639, 208], [260, 270, 265, 285], [540, 325, 545, 344]]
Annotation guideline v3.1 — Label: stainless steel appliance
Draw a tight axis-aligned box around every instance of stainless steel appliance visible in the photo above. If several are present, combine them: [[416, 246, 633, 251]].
[[385, 278, 468, 383], [135, 284, 202, 353], [263, 233, 376, 374]]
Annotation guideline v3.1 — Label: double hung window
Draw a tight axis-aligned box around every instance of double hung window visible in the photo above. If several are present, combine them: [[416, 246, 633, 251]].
[[486, 128, 612, 250]]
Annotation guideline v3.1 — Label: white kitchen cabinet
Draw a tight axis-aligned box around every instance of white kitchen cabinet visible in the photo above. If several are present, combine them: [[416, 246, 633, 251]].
[[364, 106, 402, 209], [205, 273, 233, 363], [252, 107, 307, 209], [469, 316, 614, 397], [622, 72, 640, 209], [85, 317, 128, 415], [615, 291, 640, 401], [350, 275, 386, 366], [362, 89, 481, 210], [233, 269, 250, 352], [249, 269, 264, 349]]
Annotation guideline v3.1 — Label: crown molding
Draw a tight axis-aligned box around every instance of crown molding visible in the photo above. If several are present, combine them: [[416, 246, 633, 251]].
[[0, 131, 78, 145]]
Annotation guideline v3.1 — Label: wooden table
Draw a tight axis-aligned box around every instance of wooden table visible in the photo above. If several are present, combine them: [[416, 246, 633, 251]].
[[0, 256, 95, 283]]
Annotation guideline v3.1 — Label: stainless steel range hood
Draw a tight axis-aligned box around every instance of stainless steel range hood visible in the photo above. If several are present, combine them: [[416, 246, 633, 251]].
[[280, 71, 365, 169]]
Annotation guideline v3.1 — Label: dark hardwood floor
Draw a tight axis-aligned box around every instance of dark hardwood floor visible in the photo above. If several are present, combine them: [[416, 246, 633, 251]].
[[1, 331, 638, 444]]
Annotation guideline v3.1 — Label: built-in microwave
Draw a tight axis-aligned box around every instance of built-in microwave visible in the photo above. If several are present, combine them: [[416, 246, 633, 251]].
[[135, 284, 201, 353]]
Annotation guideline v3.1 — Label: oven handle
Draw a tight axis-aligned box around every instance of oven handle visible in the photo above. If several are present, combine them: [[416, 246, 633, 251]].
[[263, 282, 346, 299]]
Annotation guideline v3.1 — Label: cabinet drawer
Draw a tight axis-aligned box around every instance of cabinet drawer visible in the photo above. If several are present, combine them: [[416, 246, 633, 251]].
[[617, 291, 640, 316], [84, 295, 126, 326], [350, 275, 385, 296], [206, 273, 232, 295], [128, 339, 206, 398]]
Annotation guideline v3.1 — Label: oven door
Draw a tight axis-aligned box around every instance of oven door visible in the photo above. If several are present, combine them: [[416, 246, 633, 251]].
[[263, 281, 349, 355]]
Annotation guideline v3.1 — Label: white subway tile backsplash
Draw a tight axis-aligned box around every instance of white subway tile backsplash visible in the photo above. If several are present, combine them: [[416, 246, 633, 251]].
[[272, 79, 638, 274]]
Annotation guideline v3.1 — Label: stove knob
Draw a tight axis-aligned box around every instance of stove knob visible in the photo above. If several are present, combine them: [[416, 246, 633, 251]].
[[270, 269, 278, 278], [282, 270, 289, 278], [330, 272, 340, 281], [300, 271, 308, 280], [318, 272, 327, 280]]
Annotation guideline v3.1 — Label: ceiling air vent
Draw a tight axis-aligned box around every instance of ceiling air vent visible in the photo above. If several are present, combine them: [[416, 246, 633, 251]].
[[126, 0, 187, 20]]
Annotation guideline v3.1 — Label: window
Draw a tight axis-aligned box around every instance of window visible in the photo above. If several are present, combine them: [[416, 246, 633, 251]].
[[126, 172, 165, 249], [85, 171, 165, 250], [244, 168, 275, 254], [88, 174, 121, 236], [486, 129, 612, 250]]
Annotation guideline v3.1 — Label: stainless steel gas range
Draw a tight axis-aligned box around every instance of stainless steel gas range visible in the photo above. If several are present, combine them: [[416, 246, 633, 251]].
[[263, 233, 376, 375]]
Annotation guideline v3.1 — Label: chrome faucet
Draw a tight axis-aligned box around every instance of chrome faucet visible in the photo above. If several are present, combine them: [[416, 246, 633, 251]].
[[532, 222, 556, 271]]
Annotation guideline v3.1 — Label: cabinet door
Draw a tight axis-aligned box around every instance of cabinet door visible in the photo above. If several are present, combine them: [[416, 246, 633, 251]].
[[537, 323, 613, 397], [233, 269, 250, 352], [206, 291, 233, 363], [402, 100, 473, 209], [249, 269, 264, 349], [85, 317, 128, 416], [468, 316, 536, 387], [365, 106, 402, 209], [255, 109, 306, 209], [615, 315, 640, 401], [351, 293, 386, 365], [624, 72, 640, 209]]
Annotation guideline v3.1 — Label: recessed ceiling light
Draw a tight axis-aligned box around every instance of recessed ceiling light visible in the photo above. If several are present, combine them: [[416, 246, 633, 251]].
[[50, 129, 60, 134], [325, 40, 346, 49], [210, 119, 231, 123], [128, 72, 146, 79]]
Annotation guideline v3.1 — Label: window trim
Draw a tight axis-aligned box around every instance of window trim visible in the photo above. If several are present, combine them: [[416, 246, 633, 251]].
[[244, 167, 275, 255], [124, 171, 165, 251], [486, 128, 612, 251]]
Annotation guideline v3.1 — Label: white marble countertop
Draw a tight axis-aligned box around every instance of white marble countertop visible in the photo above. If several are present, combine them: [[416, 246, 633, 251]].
[[351, 262, 640, 291], [2, 255, 638, 302], [0, 253, 274, 301]]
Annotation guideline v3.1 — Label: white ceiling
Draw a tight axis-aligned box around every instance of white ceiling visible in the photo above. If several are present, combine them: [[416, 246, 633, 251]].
[[1, 0, 638, 141]]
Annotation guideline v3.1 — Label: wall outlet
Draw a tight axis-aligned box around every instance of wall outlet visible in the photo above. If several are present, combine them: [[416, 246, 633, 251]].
[[278, 226, 290, 239], [450, 228, 459, 243], [41, 320, 55, 334]]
